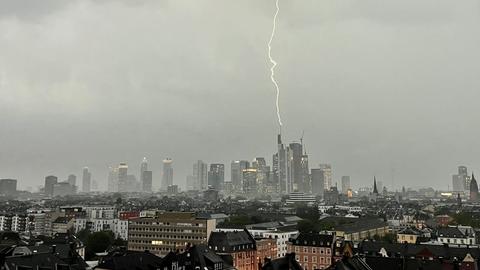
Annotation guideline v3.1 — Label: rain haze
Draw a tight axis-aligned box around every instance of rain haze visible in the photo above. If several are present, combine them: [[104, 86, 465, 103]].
[[1, 0, 480, 191]]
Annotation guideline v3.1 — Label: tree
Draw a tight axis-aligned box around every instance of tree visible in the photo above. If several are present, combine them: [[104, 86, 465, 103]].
[[85, 231, 114, 259]]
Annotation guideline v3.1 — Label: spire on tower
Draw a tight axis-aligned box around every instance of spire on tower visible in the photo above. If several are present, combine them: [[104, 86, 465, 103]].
[[373, 176, 378, 194]]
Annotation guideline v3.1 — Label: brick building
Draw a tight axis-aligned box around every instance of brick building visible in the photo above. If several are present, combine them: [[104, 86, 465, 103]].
[[287, 233, 334, 270]]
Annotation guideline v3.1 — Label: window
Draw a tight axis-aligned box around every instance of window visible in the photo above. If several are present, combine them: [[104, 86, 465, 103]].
[[304, 256, 308, 262]]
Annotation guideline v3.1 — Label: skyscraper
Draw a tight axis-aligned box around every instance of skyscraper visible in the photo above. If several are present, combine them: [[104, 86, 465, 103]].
[[252, 157, 270, 193], [117, 163, 129, 192], [208, 164, 225, 190], [300, 153, 310, 192], [193, 160, 208, 190], [319, 164, 332, 190], [289, 142, 303, 192], [142, 170, 153, 192], [108, 166, 119, 192], [470, 173, 478, 202], [341, 176, 351, 194], [231, 160, 249, 192], [67, 174, 76, 187], [310, 169, 325, 197], [273, 134, 290, 194], [140, 157, 148, 185], [44, 175, 58, 196], [82, 167, 91, 193], [242, 168, 258, 196], [161, 158, 174, 190], [373, 177, 379, 194]]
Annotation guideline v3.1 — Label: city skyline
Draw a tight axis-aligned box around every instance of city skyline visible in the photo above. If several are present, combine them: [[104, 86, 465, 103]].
[[2, 1, 480, 190]]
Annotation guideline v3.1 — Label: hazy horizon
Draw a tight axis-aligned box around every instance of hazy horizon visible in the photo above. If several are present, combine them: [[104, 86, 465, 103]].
[[1, 0, 480, 191]]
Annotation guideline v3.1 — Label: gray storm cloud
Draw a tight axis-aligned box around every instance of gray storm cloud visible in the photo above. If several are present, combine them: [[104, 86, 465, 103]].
[[0, 0, 479, 191]]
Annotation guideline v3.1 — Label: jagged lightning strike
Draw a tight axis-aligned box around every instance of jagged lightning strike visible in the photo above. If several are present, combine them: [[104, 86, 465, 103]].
[[268, 0, 283, 128]]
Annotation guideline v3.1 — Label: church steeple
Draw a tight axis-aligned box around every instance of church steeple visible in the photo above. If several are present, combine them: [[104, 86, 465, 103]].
[[373, 176, 378, 194]]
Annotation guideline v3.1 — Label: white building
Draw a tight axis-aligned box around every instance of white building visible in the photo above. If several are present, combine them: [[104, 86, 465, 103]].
[[437, 225, 476, 245]]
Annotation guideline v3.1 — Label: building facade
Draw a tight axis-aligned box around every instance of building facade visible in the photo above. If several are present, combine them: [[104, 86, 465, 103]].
[[128, 212, 216, 257]]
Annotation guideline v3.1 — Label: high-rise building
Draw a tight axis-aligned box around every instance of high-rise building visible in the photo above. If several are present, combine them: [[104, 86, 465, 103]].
[[186, 175, 196, 191], [470, 174, 479, 202], [231, 160, 249, 192], [161, 158, 174, 190], [193, 160, 208, 190], [300, 153, 310, 192], [44, 175, 58, 196], [289, 142, 303, 192], [67, 174, 76, 187], [0, 179, 17, 195], [341, 176, 351, 194], [242, 168, 258, 196], [252, 157, 270, 193], [140, 157, 148, 182], [82, 167, 91, 193], [310, 169, 325, 197], [108, 166, 119, 192], [118, 163, 129, 192], [142, 170, 153, 192], [452, 166, 470, 192], [53, 182, 75, 197], [208, 164, 225, 190], [319, 164, 332, 190], [273, 134, 291, 194]]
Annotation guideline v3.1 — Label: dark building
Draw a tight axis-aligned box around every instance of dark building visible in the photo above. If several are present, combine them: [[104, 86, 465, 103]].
[[160, 245, 235, 270], [0, 179, 17, 195], [289, 142, 304, 192], [311, 168, 325, 197], [97, 248, 164, 270], [208, 163, 225, 190], [262, 253, 302, 270], [142, 170, 152, 192], [470, 173, 478, 202], [373, 177, 378, 194], [208, 229, 256, 270], [44, 175, 58, 196]]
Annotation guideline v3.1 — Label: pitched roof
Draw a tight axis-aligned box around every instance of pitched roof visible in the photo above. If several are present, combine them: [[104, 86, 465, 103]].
[[290, 233, 334, 247], [97, 250, 163, 270], [208, 229, 256, 252]]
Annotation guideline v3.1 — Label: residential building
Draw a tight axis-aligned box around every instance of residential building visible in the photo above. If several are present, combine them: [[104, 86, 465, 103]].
[[437, 225, 476, 245], [287, 233, 334, 270], [208, 229, 257, 270]]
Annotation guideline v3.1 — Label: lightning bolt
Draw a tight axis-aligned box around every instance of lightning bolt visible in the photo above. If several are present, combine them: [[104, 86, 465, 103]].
[[268, 0, 283, 128]]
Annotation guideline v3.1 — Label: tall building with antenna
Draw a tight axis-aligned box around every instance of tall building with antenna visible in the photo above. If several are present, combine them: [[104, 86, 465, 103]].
[[273, 134, 291, 194]]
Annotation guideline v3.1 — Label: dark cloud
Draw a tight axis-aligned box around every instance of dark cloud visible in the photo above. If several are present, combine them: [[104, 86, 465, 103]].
[[0, 0, 479, 191]]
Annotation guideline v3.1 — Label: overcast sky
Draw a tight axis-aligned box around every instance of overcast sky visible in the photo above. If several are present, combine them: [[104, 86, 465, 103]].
[[1, 0, 480, 191]]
